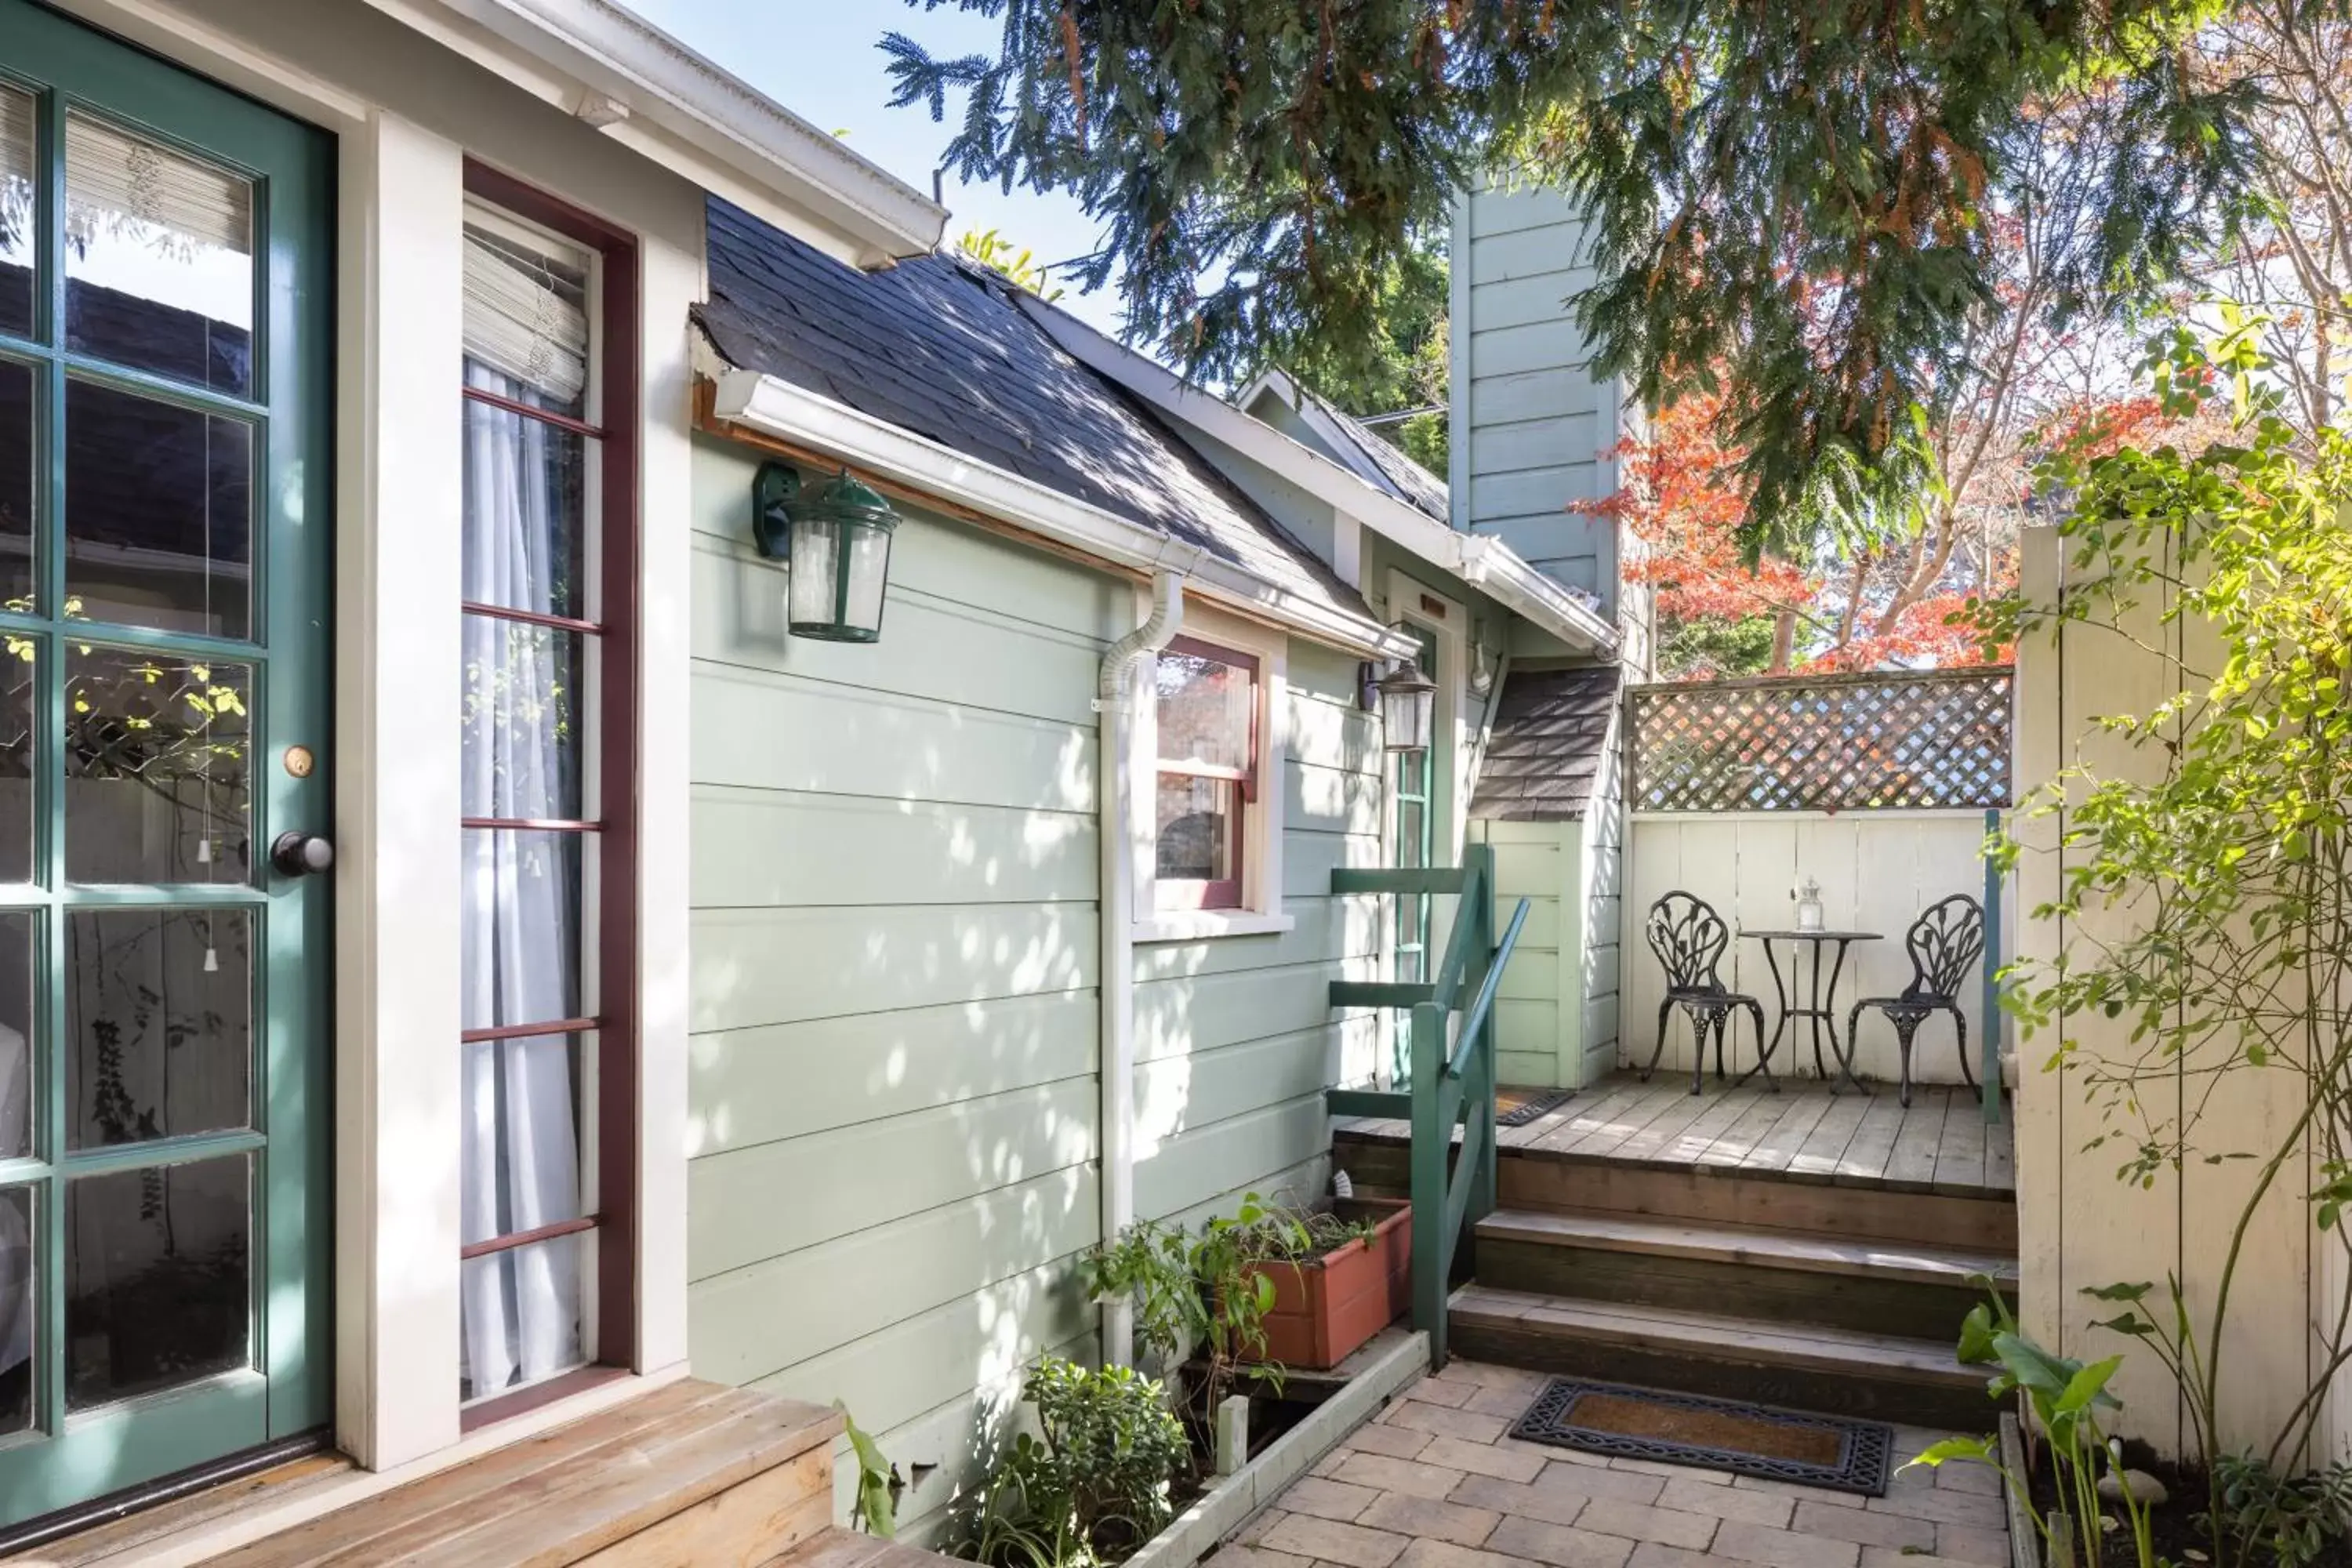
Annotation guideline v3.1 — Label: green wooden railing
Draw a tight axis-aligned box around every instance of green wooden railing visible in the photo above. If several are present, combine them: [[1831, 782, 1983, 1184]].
[[1325, 842, 1531, 1368]]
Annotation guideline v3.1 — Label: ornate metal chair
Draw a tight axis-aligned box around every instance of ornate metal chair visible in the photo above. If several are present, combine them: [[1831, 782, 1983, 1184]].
[[1846, 894, 1987, 1106], [1642, 891, 1770, 1095]]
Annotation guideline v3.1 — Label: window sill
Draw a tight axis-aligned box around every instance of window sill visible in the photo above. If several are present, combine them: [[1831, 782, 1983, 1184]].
[[1133, 909, 1297, 942]]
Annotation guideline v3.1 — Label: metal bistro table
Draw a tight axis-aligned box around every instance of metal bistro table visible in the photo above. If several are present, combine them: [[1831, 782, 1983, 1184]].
[[1740, 929, 1882, 1092]]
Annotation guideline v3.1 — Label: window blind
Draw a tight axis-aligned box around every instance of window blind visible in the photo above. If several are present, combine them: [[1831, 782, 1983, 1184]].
[[0, 85, 30, 190], [64, 110, 250, 257], [463, 225, 589, 409]]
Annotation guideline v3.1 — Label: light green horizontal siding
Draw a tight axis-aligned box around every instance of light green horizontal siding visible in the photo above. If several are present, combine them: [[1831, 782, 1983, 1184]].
[[688, 434, 1377, 1541]]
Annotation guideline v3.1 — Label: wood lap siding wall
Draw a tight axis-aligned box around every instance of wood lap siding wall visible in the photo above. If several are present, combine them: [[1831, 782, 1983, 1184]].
[[681, 437, 1376, 1539]]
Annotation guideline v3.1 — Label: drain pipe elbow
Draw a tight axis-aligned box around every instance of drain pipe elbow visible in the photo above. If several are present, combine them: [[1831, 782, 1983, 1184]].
[[1097, 569, 1185, 1369]]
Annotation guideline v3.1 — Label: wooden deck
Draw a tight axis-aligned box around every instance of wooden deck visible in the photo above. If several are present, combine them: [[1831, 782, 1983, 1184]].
[[1338, 1069, 2014, 1199], [4, 1379, 949, 1568]]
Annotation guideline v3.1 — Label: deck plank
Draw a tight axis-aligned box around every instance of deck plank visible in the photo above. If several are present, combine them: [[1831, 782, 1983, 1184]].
[[1599, 1080, 1722, 1164], [1740, 1091, 1836, 1172], [1985, 1105, 2016, 1191], [1787, 1090, 1871, 1178], [1835, 1091, 1910, 1183], [1696, 1087, 1797, 1167], [1527, 1079, 1653, 1154], [1659, 1084, 1768, 1165], [1933, 1092, 1989, 1191], [1548, 1078, 1683, 1156], [1882, 1090, 1954, 1188]]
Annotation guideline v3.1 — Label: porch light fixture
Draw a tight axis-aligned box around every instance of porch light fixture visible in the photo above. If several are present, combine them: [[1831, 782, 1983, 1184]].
[[1376, 657, 1437, 753], [751, 460, 900, 643]]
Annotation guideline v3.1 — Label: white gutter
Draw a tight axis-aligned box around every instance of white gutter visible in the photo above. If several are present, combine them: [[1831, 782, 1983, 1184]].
[[361, 0, 947, 267], [1010, 296, 1619, 658], [1095, 572, 1185, 1368], [1455, 537, 1621, 653], [709, 368, 1418, 663]]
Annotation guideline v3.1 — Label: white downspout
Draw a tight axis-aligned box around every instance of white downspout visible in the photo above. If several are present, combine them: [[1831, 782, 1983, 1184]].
[[1097, 568, 1187, 1367]]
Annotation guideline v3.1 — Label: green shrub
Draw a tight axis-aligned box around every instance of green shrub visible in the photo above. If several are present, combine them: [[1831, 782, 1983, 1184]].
[[967, 1356, 1191, 1568]]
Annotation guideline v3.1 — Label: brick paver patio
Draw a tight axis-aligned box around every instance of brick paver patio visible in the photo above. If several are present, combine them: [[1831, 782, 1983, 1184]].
[[1218, 1361, 2008, 1568]]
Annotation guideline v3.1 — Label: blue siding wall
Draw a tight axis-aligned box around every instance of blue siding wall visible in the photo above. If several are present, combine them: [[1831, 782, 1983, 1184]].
[[1450, 182, 1625, 612]]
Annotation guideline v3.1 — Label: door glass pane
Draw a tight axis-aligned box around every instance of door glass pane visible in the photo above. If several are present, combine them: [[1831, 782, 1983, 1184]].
[[460, 1231, 584, 1403], [64, 111, 254, 396], [67, 908, 251, 1149], [0, 637, 33, 885], [461, 615, 582, 821], [461, 829, 582, 1032], [0, 85, 33, 339], [65, 379, 252, 639], [67, 647, 251, 884], [66, 1153, 250, 1410], [462, 388, 586, 620], [0, 356, 32, 608], [461, 1034, 585, 1247], [0, 1184, 29, 1435], [0, 914, 36, 1160]]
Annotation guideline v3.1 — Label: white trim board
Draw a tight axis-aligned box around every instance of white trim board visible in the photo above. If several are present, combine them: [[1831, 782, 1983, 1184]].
[[706, 368, 1420, 664], [1007, 293, 1618, 658]]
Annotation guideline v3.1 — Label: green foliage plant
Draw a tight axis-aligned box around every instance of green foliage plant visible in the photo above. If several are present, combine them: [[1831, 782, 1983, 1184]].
[[1081, 1193, 1310, 1429], [1907, 1287, 2158, 1568], [2207, 1450, 2352, 1568], [837, 1402, 900, 1539], [966, 1356, 1190, 1568], [1965, 306, 2352, 1567]]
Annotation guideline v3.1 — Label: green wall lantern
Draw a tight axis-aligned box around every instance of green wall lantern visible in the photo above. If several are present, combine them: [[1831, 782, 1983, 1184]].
[[751, 460, 901, 643]]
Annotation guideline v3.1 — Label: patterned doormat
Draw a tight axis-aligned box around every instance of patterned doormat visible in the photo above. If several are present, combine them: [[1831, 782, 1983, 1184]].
[[1494, 1087, 1574, 1128], [1511, 1377, 1895, 1497]]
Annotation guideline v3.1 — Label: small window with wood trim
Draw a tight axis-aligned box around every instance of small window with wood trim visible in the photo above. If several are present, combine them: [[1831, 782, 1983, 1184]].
[[456, 164, 639, 1419], [1153, 637, 1259, 911]]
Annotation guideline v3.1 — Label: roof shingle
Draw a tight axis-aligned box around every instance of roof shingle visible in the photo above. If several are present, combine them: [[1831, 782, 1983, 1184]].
[[693, 198, 1366, 621], [1468, 666, 1621, 822]]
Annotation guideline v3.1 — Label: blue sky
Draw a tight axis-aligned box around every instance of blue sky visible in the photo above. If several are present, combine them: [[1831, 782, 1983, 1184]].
[[621, 0, 1128, 334]]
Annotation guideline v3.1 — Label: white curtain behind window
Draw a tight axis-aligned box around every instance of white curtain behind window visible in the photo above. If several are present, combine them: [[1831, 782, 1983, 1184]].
[[459, 356, 585, 1398]]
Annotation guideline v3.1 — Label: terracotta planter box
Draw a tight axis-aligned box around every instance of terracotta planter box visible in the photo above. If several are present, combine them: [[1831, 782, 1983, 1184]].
[[1247, 1198, 1413, 1371]]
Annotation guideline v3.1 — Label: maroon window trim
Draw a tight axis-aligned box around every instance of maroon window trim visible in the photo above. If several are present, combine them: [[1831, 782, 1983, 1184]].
[[463, 601, 604, 637], [1153, 637, 1260, 913], [459, 159, 642, 1423]]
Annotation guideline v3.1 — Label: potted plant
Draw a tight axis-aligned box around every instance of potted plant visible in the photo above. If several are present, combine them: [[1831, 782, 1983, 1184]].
[[1237, 1199, 1411, 1372]]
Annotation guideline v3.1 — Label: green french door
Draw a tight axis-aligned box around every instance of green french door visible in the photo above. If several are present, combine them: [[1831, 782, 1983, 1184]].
[[1389, 626, 1437, 1086], [0, 0, 332, 1526]]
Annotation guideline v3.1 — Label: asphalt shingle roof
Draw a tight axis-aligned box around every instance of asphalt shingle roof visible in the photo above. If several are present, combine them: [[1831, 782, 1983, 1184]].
[[694, 198, 1366, 621], [1469, 666, 1622, 822], [1298, 384, 1449, 521]]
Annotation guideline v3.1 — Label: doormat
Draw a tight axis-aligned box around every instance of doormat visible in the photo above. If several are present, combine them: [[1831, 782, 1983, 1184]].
[[1495, 1087, 1573, 1128], [1511, 1377, 1894, 1497]]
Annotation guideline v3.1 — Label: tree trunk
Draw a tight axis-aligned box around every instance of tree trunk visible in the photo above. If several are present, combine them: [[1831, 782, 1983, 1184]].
[[1769, 608, 1796, 673]]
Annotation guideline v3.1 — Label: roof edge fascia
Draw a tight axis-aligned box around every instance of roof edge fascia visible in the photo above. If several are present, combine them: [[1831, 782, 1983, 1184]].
[[361, 0, 946, 266], [1013, 296, 1613, 656], [706, 368, 1418, 662]]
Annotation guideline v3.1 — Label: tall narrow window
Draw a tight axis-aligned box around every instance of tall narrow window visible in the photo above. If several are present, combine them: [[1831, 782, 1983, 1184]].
[[1153, 637, 1259, 911], [456, 169, 637, 1417]]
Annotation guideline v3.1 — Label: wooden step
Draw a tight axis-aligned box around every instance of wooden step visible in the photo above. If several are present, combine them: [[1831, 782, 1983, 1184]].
[[1474, 1207, 2012, 1341], [1448, 1284, 1995, 1432], [1335, 1131, 2016, 1252], [204, 1379, 841, 1567], [764, 1526, 974, 1568]]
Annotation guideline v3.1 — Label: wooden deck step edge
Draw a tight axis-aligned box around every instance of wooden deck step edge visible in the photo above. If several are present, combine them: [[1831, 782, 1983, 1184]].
[[1447, 1284, 1982, 1390], [1474, 1207, 2018, 1289], [764, 1526, 969, 1568]]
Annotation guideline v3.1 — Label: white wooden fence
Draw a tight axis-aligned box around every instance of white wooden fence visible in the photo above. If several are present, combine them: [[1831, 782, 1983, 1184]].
[[1619, 809, 2011, 1087]]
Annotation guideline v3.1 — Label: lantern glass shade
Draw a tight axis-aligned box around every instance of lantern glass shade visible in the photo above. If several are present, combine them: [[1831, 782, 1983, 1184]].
[[1378, 659, 1436, 753], [755, 463, 900, 643]]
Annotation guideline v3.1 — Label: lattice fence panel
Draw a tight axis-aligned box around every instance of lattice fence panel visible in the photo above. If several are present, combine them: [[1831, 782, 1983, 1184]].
[[1629, 667, 2013, 812]]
